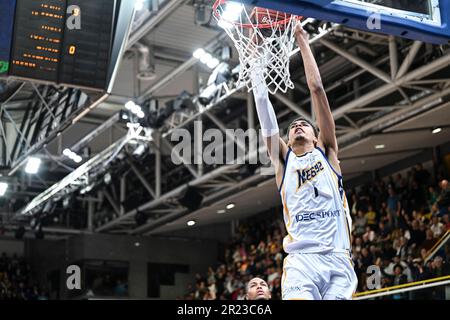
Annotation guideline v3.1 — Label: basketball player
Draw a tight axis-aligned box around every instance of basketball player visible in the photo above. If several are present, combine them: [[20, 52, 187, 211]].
[[245, 277, 271, 300], [250, 22, 357, 300]]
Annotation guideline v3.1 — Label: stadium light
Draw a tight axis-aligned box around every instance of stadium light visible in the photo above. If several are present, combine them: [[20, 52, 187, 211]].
[[0, 182, 8, 196], [135, 0, 145, 11], [63, 148, 83, 164], [226, 203, 235, 209], [432, 127, 442, 134], [125, 101, 145, 119], [207, 58, 220, 69], [200, 53, 213, 65], [193, 48, 206, 59], [187, 220, 196, 227], [222, 2, 243, 22], [218, 1, 243, 29], [193, 49, 221, 69], [25, 157, 41, 174]]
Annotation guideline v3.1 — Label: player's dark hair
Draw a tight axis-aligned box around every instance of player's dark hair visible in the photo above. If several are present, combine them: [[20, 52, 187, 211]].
[[288, 117, 319, 137]]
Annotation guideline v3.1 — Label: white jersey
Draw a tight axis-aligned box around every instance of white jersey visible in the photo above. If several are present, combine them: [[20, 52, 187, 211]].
[[279, 147, 352, 254]]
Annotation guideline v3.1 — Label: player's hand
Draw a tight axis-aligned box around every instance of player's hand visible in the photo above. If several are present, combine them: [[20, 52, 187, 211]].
[[294, 21, 309, 44]]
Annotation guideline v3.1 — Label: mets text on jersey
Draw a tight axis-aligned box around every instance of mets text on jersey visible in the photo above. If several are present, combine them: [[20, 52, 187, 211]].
[[296, 161, 324, 189]]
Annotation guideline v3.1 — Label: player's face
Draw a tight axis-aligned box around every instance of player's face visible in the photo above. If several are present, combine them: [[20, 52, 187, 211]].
[[288, 120, 317, 145], [246, 278, 271, 300]]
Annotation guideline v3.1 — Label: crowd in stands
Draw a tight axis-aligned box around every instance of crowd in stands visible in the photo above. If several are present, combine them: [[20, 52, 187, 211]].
[[0, 252, 48, 300], [183, 163, 450, 300]]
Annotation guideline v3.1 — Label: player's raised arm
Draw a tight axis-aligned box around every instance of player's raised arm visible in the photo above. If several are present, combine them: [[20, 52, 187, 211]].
[[250, 65, 289, 180], [294, 23, 338, 156]]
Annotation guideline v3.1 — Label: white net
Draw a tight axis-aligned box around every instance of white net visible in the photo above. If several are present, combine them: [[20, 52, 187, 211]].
[[213, 1, 299, 95]]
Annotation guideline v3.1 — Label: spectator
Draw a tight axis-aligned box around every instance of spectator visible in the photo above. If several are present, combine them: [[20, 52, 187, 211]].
[[428, 186, 439, 211], [430, 216, 445, 239], [435, 180, 450, 216], [183, 163, 450, 300], [354, 210, 367, 236], [442, 214, 450, 231], [421, 229, 436, 252], [245, 277, 271, 300], [392, 264, 408, 300], [415, 164, 431, 187], [387, 187, 401, 227], [365, 205, 377, 228], [0, 253, 46, 300]]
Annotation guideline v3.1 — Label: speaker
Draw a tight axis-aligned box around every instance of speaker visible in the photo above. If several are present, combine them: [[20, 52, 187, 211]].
[[178, 187, 203, 211]]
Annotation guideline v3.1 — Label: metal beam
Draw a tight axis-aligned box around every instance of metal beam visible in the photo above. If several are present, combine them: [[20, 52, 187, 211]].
[[103, 190, 121, 216], [332, 52, 450, 120], [155, 132, 161, 198], [160, 138, 199, 178], [95, 162, 243, 232], [204, 110, 246, 152], [127, 158, 156, 198], [338, 87, 450, 145], [71, 113, 120, 152], [396, 41, 422, 80], [120, 174, 126, 215], [138, 33, 227, 101], [320, 38, 392, 84], [273, 93, 312, 122], [126, 0, 185, 50], [388, 36, 398, 79]]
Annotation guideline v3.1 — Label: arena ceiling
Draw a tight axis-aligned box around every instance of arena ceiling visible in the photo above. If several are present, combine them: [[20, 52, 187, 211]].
[[1, 0, 450, 238]]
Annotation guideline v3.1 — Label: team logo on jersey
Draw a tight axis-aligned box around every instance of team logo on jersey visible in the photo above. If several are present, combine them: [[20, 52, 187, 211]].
[[296, 161, 324, 190], [295, 209, 341, 222]]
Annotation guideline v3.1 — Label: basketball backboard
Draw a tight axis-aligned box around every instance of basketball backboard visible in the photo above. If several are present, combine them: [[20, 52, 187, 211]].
[[237, 0, 450, 44]]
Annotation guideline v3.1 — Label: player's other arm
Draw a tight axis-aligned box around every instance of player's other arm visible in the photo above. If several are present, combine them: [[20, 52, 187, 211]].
[[250, 67, 289, 188], [295, 23, 340, 172]]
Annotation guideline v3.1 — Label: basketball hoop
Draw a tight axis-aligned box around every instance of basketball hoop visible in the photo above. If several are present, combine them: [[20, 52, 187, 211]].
[[213, 0, 301, 94]]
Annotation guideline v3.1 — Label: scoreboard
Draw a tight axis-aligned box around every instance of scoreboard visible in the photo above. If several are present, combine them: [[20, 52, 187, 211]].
[[0, 0, 134, 91], [0, 0, 16, 75]]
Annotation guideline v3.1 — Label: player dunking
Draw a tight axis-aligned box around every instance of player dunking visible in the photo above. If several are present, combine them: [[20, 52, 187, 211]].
[[250, 22, 357, 300]]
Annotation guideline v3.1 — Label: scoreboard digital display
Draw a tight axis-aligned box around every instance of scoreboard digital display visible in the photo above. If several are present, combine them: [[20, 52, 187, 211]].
[[10, 0, 66, 82], [59, 0, 114, 90], [0, 0, 16, 75], [3, 0, 132, 91]]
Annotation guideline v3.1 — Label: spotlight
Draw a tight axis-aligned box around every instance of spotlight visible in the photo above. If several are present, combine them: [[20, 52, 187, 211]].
[[187, 220, 196, 227], [135, 0, 145, 11], [125, 101, 136, 110], [25, 157, 41, 174], [226, 203, 235, 210], [63, 148, 83, 164], [193, 48, 206, 59], [0, 182, 7, 196], [207, 58, 220, 69], [198, 83, 218, 106], [104, 172, 112, 185], [432, 127, 442, 134]]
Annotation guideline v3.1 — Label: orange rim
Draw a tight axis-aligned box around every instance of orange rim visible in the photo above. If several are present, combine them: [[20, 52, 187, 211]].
[[213, 0, 300, 29]]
